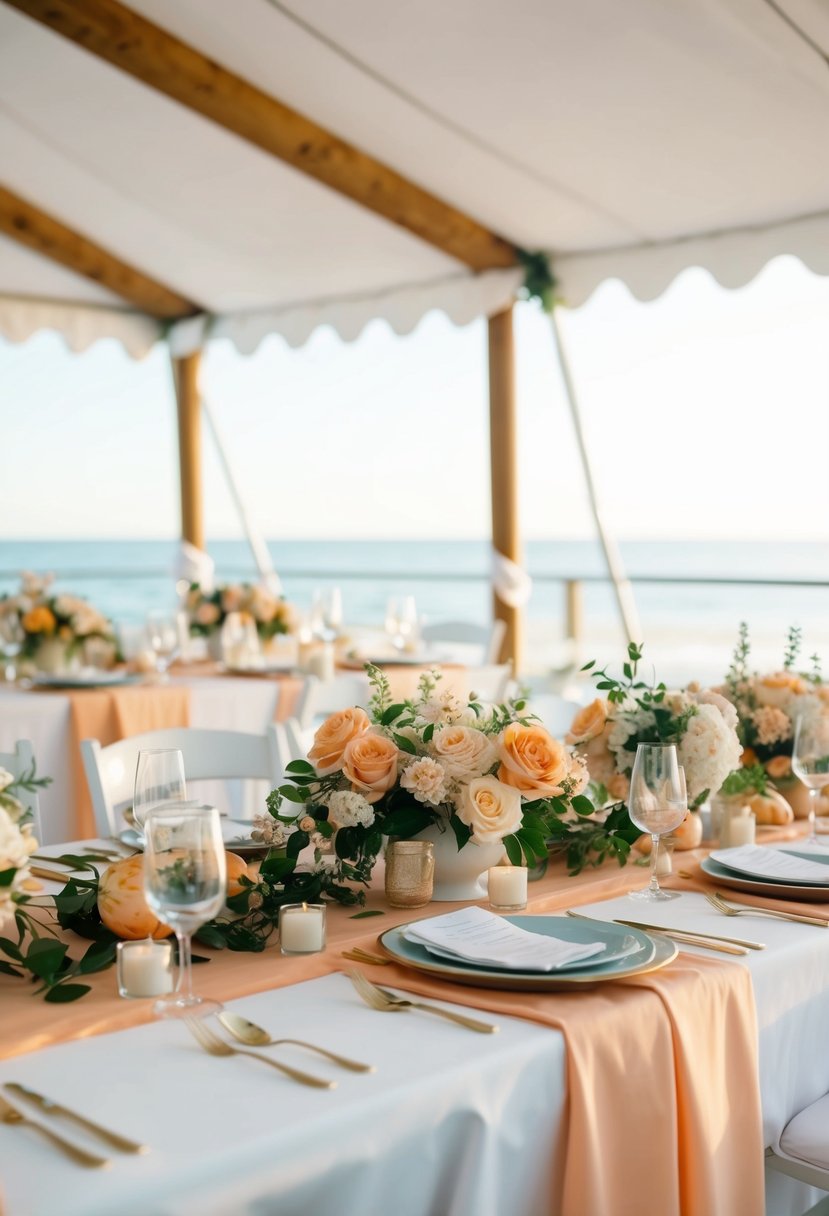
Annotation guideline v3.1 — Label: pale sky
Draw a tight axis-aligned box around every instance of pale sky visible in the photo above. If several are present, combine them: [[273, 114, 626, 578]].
[[3, 254, 829, 542]]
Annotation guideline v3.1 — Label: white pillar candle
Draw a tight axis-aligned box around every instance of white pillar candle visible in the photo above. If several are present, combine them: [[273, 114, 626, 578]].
[[487, 865, 528, 910], [117, 940, 173, 999], [306, 643, 336, 682], [726, 812, 756, 848], [279, 903, 327, 954]]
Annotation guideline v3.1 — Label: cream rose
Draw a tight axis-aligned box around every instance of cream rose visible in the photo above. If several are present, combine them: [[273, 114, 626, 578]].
[[457, 776, 522, 844], [497, 723, 571, 797], [308, 707, 371, 775], [566, 699, 609, 744], [430, 725, 497, 781], [755, 673, 808, 709], [342, 732, 399, 803], [195, 602, 221, 627]]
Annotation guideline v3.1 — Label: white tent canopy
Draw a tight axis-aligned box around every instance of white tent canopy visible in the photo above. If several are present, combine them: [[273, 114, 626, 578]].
[[2, 0, 829, 356]]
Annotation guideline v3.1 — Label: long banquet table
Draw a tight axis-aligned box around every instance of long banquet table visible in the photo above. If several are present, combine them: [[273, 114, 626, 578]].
[[2, 830, 829, 1216]]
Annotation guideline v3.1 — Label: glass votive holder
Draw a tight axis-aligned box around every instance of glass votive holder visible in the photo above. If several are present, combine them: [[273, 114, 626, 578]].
[[116, 938, 174, 999], [278, 903, 327, 955], [487, 864, 528, 911], [384, 840, 434, 908]]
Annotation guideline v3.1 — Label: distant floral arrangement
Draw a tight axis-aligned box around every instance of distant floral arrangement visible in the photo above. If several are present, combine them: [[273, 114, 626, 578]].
[[0, 573, 117, 668], [186, 582, 297, 641], [720, 624, 827, 784], [569, 643, 742, 809], [0, 763, 47, 931]]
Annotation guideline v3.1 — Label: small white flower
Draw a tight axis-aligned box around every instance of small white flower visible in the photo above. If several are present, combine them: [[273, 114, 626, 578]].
[[417, 690, 465, 726], [0, 768, 14, 794], [400, 757, 448, 805], [249, 813, 287, 847], [326, 790, 376, 829]]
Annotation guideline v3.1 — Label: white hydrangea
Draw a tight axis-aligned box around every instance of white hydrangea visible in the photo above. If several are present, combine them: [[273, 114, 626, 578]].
[[326, 790, 376, 829], [788, 693, 824, 736], [677, 703, 742, 802], [0, 768, 14, 793], [400, 757, 449, 805], [0, 807, 36, 931], [691, 687, 740, 734]]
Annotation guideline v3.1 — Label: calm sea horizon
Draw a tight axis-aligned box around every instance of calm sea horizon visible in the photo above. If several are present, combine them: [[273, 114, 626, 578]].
[[2, 539, 828, 672]]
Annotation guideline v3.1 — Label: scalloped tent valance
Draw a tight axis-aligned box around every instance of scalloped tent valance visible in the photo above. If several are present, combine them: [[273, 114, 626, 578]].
[[1, 0, 828, 357]]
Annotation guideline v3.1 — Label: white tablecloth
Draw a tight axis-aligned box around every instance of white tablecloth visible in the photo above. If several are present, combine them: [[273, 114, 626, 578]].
[[4, 853, 829, 1215]]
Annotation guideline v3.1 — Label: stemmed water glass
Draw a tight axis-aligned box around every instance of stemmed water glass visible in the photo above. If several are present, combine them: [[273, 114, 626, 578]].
[[385, 595, 419, 653], [143, 803, 226, 1018], [146, 609, 179, 677], [310, 587, 343, 643], [133, 749, 187, 832], [0, 614, 23, 682], [628, 743, 688, 902], [791, 715, 829, 846]]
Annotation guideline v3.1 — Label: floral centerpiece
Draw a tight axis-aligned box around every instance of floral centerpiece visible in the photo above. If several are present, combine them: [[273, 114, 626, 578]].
[[719, 624, 827, 818], [0, 573, 117, 673], [250, 666, 640, 909], [568, 644, 742, 848], [186, 582, 296, 648], [0, 765, 44, 932]]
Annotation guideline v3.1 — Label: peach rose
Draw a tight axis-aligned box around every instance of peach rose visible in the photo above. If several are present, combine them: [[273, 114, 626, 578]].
[[195, 602, 220, 627], [765, 755, 792, 780], [756, 673, 808, 708], [497, 722, 571, 798], [457, 776, 522, 844], [566, 699, 609, 744], [308, 707, 371, 776], [430, 725, 497, 780], [21, 606, 56, 635], [221, 586, 244, 613], [341, 733, 399, 803]]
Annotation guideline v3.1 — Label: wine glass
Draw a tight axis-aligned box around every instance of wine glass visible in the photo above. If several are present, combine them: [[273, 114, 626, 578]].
[[310, 587, 343, 643], [791, 715, 829, 846], [627, 743, 688, 902], [0, 614, 23, 682], [133, 749, 187, 832], [146, 609, 179, 677], [143, 803, 226, 1018], [386, 595, 419, 653]]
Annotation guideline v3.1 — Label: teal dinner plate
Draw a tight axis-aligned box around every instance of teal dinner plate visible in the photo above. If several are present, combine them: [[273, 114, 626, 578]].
[[701, 856, 829, 903], [710, 847, 829, 887], [378, 915, 677, 992]]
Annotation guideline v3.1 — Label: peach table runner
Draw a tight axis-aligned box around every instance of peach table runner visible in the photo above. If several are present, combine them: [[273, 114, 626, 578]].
[[2, 853, 765, 1216], [67, 685, 190, 838]]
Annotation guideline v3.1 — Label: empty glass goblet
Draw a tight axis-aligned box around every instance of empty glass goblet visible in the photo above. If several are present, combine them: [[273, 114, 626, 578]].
[[133, 748, 187, 832], [628, 743, 688, 902], [143, 803, 226, 1018], [792, 715, 829, 846]]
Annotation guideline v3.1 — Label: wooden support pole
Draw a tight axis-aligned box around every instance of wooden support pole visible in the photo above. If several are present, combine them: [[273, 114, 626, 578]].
[[5, 0, 518, 272], [172, 351, 204, 551], [488, 305, 522, 671]]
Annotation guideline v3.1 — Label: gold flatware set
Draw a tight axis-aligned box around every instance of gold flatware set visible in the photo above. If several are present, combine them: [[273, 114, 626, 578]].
[[0, 1082, 146, 1169], [565, 909, 764, 955], [347, 969, 498, 1033]]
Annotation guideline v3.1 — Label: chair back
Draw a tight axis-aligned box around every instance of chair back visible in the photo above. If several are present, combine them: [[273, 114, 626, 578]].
[[294, 673, 372, 730], [524, 694, 582, 739], [420, 619, 507, 664], [456, 664, 513, 704], [0, 739, 42, 839], [81, 725, 289, 836]]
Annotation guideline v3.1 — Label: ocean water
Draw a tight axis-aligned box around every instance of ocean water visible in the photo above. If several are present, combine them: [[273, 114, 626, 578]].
[[2, 538, 828, 672]]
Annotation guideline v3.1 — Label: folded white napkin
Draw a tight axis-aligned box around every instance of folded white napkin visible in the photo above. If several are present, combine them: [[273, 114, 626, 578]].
[[711, 845, 829, 884], [403, 906, 607, 972]]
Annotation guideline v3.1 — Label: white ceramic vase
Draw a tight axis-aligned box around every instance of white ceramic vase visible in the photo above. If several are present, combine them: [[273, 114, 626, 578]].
[[415, 819, 505, 901], [33, 637, 80, 675]]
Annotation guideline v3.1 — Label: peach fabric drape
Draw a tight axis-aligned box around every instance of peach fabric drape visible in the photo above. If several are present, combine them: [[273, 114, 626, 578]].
[[67, 686, 190, 838], [1, 854, 765, 1215]]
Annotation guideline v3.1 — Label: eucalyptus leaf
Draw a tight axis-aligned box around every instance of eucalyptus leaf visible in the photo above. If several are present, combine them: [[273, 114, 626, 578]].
[[349, 910, 384, 919]]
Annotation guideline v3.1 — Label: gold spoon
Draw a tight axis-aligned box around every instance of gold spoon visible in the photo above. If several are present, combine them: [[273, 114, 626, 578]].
[[216, 1012, 375, 1073]]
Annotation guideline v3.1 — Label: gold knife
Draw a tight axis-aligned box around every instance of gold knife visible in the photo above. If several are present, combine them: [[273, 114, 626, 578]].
[[565, 911, 758, 955], [3, 1083, 149, 1154]]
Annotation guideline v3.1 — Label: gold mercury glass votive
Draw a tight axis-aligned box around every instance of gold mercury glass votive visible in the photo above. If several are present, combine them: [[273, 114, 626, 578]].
[[385, 840, 435, 908]]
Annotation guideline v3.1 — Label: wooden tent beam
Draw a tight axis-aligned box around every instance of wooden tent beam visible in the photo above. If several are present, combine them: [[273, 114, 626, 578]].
[[172, 351, 205, 551], [488, 305, 523, 671], [3, 0, 519, 272], [0, 184, 197, 318]]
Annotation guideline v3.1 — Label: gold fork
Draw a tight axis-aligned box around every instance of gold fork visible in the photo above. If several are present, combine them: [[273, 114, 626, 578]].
[[0, 1095, 110, 1169], [347, 969, 498, 1034], [705, 891, 829, 928], [182, 1018, 336, 1089]]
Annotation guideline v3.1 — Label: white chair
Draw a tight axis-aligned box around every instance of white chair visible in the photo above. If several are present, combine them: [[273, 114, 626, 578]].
[[81, 725, 292, 838], [766, 1095, 829, 1209], [0, 739, 42, 839], [293, 673, 372, 731], [421, 619, 507, 664], [454, 664, 512, 704]]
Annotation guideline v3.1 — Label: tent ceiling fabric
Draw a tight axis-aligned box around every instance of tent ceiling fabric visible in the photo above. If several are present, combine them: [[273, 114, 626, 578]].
[[1, 0, 829, 356]]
